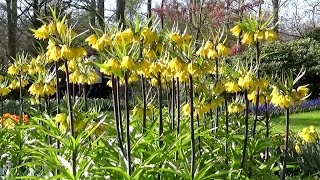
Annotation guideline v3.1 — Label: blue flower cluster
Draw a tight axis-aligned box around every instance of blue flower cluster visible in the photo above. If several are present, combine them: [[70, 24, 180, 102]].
[[250, 99, 320, 117]]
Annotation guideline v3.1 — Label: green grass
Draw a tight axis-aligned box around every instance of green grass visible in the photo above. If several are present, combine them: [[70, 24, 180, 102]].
[[271, 110, 320, 132]]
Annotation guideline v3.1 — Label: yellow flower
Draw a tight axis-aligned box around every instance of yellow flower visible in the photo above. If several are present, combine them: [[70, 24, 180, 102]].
[[187, 63, 201, 76], [33, 24, 49, 40], [0, 88, 10, 96], [238, 73, 254, 90], [270, 90, 294, 109], [248, 91, 265, 104], [169, 33, 183, 46], [107, 80, 113, 87], [54, 113, 68, 131], [228, 103, 245, 114], [141, 27, 158, 45], [93, 34, 112, 51], [217, 43, 230, 57], [47, 23, 56, 34], [241, 32, 254, 45], [143, 48, 157, 59], [115, 28, 134, 45], [204, 41, 214, 52], [265, 30, 277, 42], [254, 30, 264, 41], [121, 56, 135, 71], [168, 58, 183, 72], [28, 83, 43, 96], [207, 49, 218, 59], [297, 85, 309, 97], [61, 45, 73, 59], [182, 103, 191, 116], [151, 78, 158, 87], [8, 65, 18, 75], [224, 81, 239, 93], [56, 21, 67, 36], [85, 34, 98, 47], [182, 34, 192, 44], [149, 63, 162, 75], [43, 84, 55, 96], [299, 126, 317, 143], [230, 25, 242, 37]]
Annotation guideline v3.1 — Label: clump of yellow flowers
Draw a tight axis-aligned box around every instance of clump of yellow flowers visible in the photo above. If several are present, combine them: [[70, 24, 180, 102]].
[[230, 24, 277, 45], [295, 126, 318, 154], [0, 76, 11, 97], [28, 80, 56, 97], [270, 85, 310, 109]]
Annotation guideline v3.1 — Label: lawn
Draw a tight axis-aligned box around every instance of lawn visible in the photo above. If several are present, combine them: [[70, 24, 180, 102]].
[[271, 110, 320, 132]]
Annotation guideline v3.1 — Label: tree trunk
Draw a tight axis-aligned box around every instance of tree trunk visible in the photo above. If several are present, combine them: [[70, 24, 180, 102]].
[[97, 0, 104, 28], [116, 0, 125, 26], [147, 0, 152, 19], [90, 0, 96, 26], [6, 0, 17, 59], [272, 0, 279, 34]]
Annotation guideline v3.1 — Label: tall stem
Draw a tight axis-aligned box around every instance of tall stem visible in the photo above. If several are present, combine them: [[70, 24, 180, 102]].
[[158, 73, 163, 148], [197, 114, 201, 155], [141, 76, 147, 134], [210, 109, 213, 134], [64, 61, 76, 177], [172, 78, 175, 130], [224, 92, 229, 164], [189, 74, 195, 179], [214, 59, 219, 133], [117, 77, 124, 142], [111, 75, 124, 155], [19, 75, 23, 124], [55, 62, 61, 172], [264, 98, 269, 161], [124, 72, 131, 175], [157, 73, 163, 180], [252, 42, 260, 138], [1, 95, 3, 117], [241, 90, 249, 170], [281, 108, 290, 180], [175, 78, 180, 161]]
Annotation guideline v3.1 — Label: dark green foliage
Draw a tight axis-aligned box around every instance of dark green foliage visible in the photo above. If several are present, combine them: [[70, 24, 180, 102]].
[[305, 27, 320, 42]]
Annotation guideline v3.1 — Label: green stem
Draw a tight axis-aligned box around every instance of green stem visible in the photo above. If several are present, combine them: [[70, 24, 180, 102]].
[[172, 78, 175, 130], [64, 61, 76, 177], [141, 76, 147, 134], [124, 72, 131, 175], [111, 75, 124, 155], [265, 98, 269, 161], [224, 92, 229, 164], [189, 74, 195, 179], [1, 95, 3, 117], [175, 78, 180, 161], [214, 59, 219, 134], [19, 75, 23, 124], [158, 73, 163, 148], [241, 90, 249, 170], [117, 77, 124, 142], [158, 73, 163, 180], [281, 108, 290, 180], [252, 41, 260, 138]]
